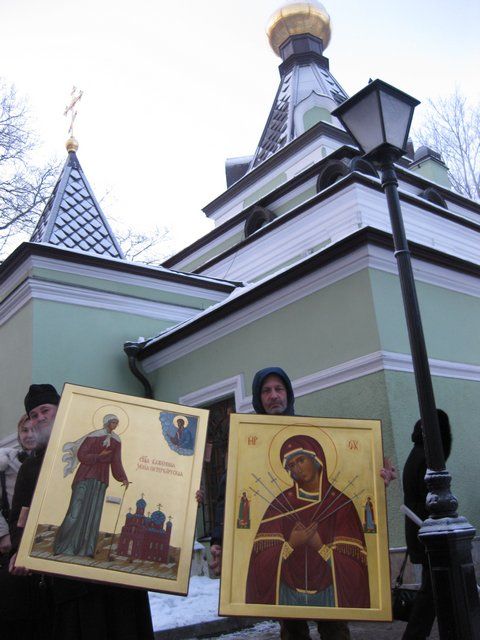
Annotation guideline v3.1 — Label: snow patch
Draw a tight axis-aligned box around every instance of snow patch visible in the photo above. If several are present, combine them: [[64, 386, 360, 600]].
[[149, 575, 220, 631]]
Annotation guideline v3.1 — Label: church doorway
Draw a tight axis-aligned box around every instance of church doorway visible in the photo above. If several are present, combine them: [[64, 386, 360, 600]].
[[197, 396, 235, 540]]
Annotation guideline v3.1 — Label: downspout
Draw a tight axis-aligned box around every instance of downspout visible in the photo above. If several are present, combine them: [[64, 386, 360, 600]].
[[123, 339, 154, 399]]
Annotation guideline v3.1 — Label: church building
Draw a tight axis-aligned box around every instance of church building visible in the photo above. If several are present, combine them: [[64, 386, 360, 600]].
[[0, 1, 479, 557]]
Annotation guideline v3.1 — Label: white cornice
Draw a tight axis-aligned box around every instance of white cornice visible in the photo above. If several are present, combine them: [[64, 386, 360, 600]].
[[207, 130, 345, 225], [29, 255, 231, 300], [142, 244, 480, 372], [172, 224, 245, 272], [200, 182, 480, 282], [0, 278, 201, 327], [176, 351, 480, 409], [1, 254, 230, 302]]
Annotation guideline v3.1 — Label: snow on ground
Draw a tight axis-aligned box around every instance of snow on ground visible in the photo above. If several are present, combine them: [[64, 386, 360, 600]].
[[149, 575, 221, 631], [207, 621, 280, 639]]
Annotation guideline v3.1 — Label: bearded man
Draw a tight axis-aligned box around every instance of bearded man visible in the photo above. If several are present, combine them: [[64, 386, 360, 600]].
[[9, 384, 154, 640]]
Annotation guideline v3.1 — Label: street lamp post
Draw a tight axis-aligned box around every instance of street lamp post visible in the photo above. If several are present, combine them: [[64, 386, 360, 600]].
[[332, 80, 480, 639]]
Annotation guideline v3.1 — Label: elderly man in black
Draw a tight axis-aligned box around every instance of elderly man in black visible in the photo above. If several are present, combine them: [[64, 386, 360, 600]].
[[9, 383, 154, 640]]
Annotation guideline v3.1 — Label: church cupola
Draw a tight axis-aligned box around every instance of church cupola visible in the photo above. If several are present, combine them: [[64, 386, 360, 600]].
[[135, 496, 147, 516], [248, 1, 348, 171]]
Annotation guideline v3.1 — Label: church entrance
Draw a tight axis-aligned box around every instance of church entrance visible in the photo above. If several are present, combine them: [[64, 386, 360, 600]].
[[197, 396, 235, 541]]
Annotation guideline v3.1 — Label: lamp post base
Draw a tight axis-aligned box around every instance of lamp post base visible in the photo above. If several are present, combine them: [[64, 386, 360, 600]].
[[420, 517, 480, 639]]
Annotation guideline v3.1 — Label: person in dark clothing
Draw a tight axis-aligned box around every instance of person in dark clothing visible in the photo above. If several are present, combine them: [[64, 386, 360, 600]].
[[401, 409, 452, 640], [209, 471, 226, 576], [251, 367, 351, 640], [0, 415, 44, 640], [9, 383, 154, 640], [205, 367, 395, 640]]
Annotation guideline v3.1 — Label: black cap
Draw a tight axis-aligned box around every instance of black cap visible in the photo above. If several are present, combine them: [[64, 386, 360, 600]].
[[24, 384, 60, 415]]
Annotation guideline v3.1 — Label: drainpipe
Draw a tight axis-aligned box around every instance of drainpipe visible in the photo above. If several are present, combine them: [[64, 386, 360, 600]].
[[123, 339, 154, 399]]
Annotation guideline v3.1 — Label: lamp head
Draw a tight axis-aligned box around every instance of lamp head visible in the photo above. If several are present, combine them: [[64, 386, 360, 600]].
[[332, 79, 420, 164]]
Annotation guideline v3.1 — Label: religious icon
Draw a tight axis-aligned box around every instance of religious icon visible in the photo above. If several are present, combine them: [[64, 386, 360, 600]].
[[220, 414, 391, 621], [363, 496, 377, 534], [161, 412, 196, 455], [237, 492, 251, 529], [245, 434, 369, 608], [16, 384, 208, 595]]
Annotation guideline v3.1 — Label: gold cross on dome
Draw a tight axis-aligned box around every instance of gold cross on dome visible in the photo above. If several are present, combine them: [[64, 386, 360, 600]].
[[64, 86, 83, 137]]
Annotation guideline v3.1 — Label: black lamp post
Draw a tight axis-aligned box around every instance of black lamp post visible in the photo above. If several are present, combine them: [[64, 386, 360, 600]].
[[332, 79, 480, 639]]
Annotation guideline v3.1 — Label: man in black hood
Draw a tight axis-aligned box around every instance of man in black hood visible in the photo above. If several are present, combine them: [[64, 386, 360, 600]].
[[251, 366, 295, 416], [250, 367, 351, 640], [209, 367, 296, 576], [209, 367, 393, 638]]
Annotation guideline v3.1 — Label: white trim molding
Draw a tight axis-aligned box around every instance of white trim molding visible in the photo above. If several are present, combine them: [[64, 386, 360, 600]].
[[28, 254, 231, 300], [174, 351, 480, 411], [0, 278, 201, 327], [179, 374, 251, 413], [294, 351, 480, 397], [0, 254, 230, 309], [143, 244, 480, 372]]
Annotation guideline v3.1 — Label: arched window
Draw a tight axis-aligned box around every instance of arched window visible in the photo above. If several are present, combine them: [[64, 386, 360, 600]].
[[349, 156, 379, 178], [316, 160, 350, 192], [244, 206, 276, 237], [418, 187, 448, 209]]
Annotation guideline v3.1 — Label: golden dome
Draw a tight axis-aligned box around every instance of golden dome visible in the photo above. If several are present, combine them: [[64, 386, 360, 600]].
[[66, 136, 79, 152], [267, 1, 331, 57]]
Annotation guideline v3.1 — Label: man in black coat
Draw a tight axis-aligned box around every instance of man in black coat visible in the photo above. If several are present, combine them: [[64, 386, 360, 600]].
[[401, 410, 452, 639], [208, 368, 352, 639], [250, 367, 351, 640], [9, 383, 154, 640], [208, 367, 395, 640]]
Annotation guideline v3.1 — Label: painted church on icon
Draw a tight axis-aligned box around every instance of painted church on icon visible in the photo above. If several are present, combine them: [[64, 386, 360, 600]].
[[117, 496, 173, 563]]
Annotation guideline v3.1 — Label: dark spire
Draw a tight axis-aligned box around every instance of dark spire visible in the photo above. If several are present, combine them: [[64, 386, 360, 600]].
[[249, 2, 348, 170], [30, 138, 124, 259]]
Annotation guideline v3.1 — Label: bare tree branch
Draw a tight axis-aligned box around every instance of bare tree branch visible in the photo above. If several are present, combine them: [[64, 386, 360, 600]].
[[0, 79, 173, 265], [413, 89, 480, 201], [0, 79, 60, 257], [112, 222, 172, 265]]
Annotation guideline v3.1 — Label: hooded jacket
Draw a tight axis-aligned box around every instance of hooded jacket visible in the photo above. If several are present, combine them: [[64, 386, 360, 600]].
[[251, 367, 295, 416], [402, 410, 452, 563], [211, 367, 295, 546]]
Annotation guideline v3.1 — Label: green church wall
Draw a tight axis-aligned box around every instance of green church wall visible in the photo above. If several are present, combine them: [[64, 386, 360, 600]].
[[243, 173, 288, 209], [303, 106, 332, 131], [272, 185, 318, 216], [384, 369, 480, 543], [0, 303, 33, 439], [31, 300, 169, 400], [409, 159, 451, 188], [370, 269, 480, 364], [151, 269, 381, 402]]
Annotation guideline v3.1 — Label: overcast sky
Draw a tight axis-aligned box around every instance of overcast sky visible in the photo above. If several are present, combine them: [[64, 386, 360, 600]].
[[1, 0, 479, 257]]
